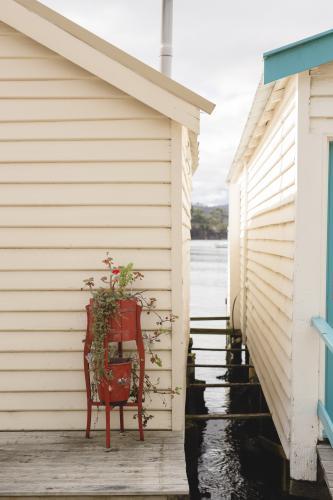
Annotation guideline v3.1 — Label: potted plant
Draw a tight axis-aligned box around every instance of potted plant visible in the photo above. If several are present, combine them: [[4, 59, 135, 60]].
[[83, 254, 180, 427]]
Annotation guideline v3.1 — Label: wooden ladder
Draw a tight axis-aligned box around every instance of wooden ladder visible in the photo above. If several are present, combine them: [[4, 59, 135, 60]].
[[186, 316, 271, 421]]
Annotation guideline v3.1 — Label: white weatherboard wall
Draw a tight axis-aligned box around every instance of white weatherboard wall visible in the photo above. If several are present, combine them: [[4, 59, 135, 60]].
[[0, 22, 191, 431], [230, 69, 333, 480], [237, 79, 298, 458]]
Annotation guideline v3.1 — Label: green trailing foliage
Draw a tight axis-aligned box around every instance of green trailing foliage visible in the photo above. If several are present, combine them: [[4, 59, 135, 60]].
[[83, 253, 180, 427]]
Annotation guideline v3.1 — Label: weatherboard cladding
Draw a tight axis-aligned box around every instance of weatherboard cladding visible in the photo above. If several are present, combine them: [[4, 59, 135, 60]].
[[0, 21, 191, 430], [240, 80, 297, 457]]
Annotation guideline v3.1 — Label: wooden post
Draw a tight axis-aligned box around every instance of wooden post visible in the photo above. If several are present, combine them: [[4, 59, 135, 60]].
[[290, 71, 323, 481]]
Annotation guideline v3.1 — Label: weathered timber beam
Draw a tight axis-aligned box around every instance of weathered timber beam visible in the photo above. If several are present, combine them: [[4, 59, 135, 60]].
[[190, 328, 240, 335], [187, 364, 253, 368], [188, 382, 260, 388], [186, 412, 271, 421], [191, 348, 247, 352], [190, 316, 230, 321]]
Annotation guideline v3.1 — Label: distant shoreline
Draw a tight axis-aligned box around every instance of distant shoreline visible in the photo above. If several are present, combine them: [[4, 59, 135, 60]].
[[191, 204, 228, 240]]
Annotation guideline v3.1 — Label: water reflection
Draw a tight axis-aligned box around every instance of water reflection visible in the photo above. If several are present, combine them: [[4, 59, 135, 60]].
[[186, 240, 307, 500]]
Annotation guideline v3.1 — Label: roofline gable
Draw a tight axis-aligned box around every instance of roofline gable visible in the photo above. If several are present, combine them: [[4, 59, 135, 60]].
[[1, 0, 215, 132], [264, 28, 333, 84]]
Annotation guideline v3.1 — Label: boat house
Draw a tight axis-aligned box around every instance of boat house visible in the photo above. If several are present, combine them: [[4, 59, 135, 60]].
[[0, 0, 214, 434], [228, 28, 333, 482]]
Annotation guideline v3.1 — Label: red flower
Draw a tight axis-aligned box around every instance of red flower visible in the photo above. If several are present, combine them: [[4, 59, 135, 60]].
[[112, 269, 120, 275]]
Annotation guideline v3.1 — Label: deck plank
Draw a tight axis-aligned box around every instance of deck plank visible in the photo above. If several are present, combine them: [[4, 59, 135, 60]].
[[0, 430, 189, 498], [318, 443, 333, 495]]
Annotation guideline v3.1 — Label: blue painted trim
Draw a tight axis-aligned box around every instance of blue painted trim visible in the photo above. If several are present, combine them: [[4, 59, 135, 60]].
[[311, 317, 333, 355], [318, 400, 333, 447], [264, 28, 333, 84]]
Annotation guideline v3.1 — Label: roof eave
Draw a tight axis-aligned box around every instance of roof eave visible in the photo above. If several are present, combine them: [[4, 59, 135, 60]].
[[264, 28, 333, 84], [1, 0, 214, 133]]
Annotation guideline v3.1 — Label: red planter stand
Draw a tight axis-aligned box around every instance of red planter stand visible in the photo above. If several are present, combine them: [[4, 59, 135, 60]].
[[97, 358, 132, 404], [84, 298, 145, 448]]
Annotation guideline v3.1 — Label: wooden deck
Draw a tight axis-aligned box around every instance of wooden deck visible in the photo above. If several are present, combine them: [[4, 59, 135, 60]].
[[0, 431, 189, 499], [318, 443, 333, 498]]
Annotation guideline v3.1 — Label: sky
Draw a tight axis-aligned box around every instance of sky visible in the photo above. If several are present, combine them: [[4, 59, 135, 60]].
[[41, 0, 333, 206]]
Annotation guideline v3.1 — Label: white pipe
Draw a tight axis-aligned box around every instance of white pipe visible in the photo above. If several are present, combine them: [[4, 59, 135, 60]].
[[160, 0, 173, 77]]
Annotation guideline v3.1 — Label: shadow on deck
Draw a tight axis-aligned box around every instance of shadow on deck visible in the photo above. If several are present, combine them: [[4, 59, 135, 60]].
[[0, 430, 189, 499]]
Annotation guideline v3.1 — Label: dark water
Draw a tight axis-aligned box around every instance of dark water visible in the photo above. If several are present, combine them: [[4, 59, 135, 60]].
[[185, 240, 310, 500]]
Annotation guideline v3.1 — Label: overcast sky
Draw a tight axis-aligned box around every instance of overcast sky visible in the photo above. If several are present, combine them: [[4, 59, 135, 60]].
[[41, 0, 333, 206]]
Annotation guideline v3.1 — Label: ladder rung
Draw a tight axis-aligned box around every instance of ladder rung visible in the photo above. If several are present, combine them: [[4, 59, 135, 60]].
[[191, 348, 247, 352], [190, 328, 240, 335], [190, 316, 230, 321], [188, 382, 260, 388], [186, 412, 271, 421], [187, 364, 253, 368]]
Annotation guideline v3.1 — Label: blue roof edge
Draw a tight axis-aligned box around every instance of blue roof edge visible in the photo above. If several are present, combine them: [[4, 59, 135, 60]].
[[264, 28, 333, 84]]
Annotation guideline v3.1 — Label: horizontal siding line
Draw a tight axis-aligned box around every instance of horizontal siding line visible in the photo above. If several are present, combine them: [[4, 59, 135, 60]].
[[247, 159, 295, 204], [0, 181, 171, 185], [246, 260, 293, 302], [246, 287, 292, 354], [247, 252, 293, 281], [0, 368, 170, 373], [246, 319, 291, 410], [247, 127, 295, 185], [247, 132, 295, 184], [247, 179, 295, 214], [247, 116, 295, 182], [247, 322, 292, 406], [247, 268, 293, 320], [247, 187, 296, 218], [246, 284, 292, 354], [310, 94, 333, 98], [0, 203, 171, 207], [0, 225, 172, 229], [247, 251, 293, 281], [0, 117, 162, 124], [0, 96, 131, 100], [0, 95, 131, 101], [249, 96, 295, 161], [248, 239, 294, 259], [248, 336, 291, 428], [0, 349, 170, 354], [0, 288, 171, 293], [247, 141, 295, 195], [246, 313, 291, 389], [247, 194, 295, 222], [247, 206, 295, 231], [0, 409, 170, 413], [0, 160, 171, 165], [247, 339, 291, 450], [0, 77, 97, 82], [0, 246, 172, 250], [0, 161, 171, 166], [0, 329, 163, 333], [246, 312, 291, 384], [0, 137, 171, 143], [0, 268, 172, 272], [0, 118, 167, 124], [0, 56, 64, 60], [0, 369, 171, 373], [0, 408, 170, 413], [0, 307, 171, 312]]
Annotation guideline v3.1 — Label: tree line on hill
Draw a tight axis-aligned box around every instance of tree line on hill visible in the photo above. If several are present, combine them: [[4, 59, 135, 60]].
[[191, 205, 228, 240]]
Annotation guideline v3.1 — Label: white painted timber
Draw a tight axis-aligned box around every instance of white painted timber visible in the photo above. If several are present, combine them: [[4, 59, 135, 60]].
[[230, 78, 297, 461], [0, 22, 196, 432]]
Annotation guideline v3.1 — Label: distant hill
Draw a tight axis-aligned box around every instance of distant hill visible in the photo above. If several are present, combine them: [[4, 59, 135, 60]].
[[191, 204, 228, 240]]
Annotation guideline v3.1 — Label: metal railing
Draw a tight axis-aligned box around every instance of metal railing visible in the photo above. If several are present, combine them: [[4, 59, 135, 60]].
[[311, 316, 333, 447]]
